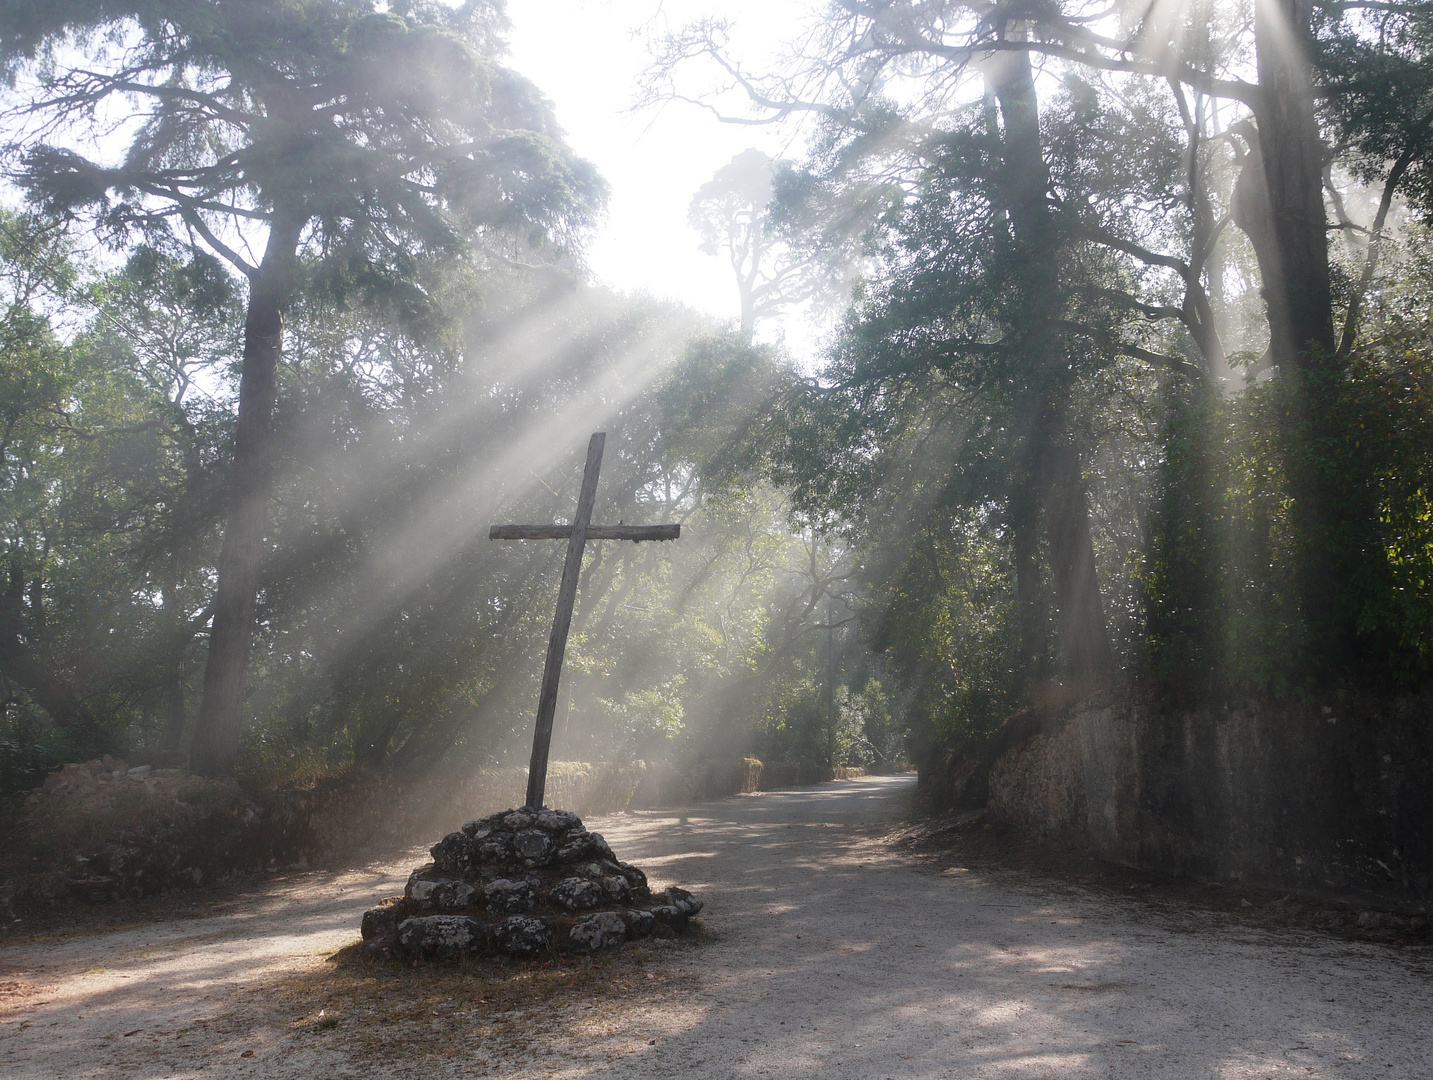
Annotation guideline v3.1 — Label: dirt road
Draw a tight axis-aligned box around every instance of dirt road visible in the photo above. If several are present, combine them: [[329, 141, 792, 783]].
[[2, 774, 1430, 1079]]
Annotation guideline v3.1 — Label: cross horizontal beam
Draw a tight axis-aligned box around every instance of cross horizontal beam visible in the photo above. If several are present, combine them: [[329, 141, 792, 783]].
[[488, 523, 680, 542]]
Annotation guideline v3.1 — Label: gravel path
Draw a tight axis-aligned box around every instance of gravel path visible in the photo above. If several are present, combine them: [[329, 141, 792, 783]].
[[2, 774, 1430, 1079]]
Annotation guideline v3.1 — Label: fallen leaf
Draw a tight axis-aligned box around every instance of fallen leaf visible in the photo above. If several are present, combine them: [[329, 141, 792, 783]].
[[241, 1050, 254, 1058]]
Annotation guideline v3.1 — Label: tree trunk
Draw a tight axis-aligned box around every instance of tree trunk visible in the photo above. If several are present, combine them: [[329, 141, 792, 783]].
[[1249, 1, 1356, 669], [1229, 120, 1281, 370], [988, 46, 1115, 689], [191, 207, 304, 775], [1252, 0, 1336, 368], [1039, 439, 1115, 686], [158, 575, 188, 755], [1009, 469, 1046, 681]]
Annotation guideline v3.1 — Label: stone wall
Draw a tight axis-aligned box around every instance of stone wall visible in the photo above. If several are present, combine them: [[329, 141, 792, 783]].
[[980, 692, 1433, 902]]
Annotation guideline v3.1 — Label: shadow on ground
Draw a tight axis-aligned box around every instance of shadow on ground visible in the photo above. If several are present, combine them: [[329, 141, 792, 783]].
[[3, 775, 1431, 1079]]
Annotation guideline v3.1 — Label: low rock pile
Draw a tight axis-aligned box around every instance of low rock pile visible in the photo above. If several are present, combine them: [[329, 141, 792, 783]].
[[361, 806, 702, 961], [12, 757, 257, 901]]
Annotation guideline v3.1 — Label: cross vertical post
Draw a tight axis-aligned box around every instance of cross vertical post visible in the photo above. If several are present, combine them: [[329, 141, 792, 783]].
[[490, 431, 680, 809], [526, 432, 605, 809]]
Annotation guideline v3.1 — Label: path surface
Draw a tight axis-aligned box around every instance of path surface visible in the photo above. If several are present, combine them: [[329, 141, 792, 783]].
[[2, 774, 1431, 1079]]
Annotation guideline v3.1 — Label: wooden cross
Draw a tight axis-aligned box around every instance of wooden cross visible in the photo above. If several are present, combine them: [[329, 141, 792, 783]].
[[489, 432, 680, 808]]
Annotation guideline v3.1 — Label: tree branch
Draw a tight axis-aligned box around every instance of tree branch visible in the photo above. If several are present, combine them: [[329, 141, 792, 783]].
[[1338, 145, 1416, 357]]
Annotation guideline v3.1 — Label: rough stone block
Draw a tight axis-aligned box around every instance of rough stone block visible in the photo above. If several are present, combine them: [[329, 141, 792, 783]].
[[398, 916, 488, 962], [588, 833, 615, 860], [621, 908, 655, 939], [665, 886, 703, 916], [536, 808, 581, 833], [435, 881, 480, 911], [494, 915, 551, 956], [549, 877, 604, 911], [570, 911, 627, 953], [430, 831, 471, 872], [503, 810, 537, 830], [554, 830, 595, 862], [617, 861, 649, 893], [601, 875, 632, 903], [484, 877, 536, 913], [407, 876, 446, 903], [361, 905, 399, 941], [475, 836, 512, 864], [513, 828, 554, 866]]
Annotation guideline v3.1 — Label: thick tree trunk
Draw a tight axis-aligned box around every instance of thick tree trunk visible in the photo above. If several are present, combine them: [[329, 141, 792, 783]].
[[1252, 0, 1336, 368], [1229, 121, 1282, 369], [191, 208, 304, 775], [989, 47, 1115, 689], [1248, 1, 1355, 668], [158, 576, 187, 755], [1039, 439, 1115, 686], [1009, 465, 1046, 681]]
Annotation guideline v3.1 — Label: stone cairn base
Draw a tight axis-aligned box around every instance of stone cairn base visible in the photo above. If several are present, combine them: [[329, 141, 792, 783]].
[[360, 806, 702, 962]]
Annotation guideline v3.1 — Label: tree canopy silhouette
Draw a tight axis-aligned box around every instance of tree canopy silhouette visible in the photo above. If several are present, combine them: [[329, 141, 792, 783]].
[[1, 0, 604, 773]]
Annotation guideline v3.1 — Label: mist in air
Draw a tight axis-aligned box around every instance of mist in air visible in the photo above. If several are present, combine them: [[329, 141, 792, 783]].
[[0, 0, 1430, 836]]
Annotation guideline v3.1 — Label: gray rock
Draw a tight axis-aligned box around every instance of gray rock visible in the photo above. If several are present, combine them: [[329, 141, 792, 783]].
[[430, 831, 472, 872], [503, 810, 537, 830], [494, 915, 552, 956], [575, 861, 606, 880], [536, 808, 581, 833], [570, 911, 627, 953], [553, 829, 594, 861], [361, 906, 400, 941], [588, 832, 615, 860], [549, 877, 604, 912], [397, 916, 488, 962], [435, 881, 480, 912], [484, 877, 536, 914], [621, 908, 655, 939], [617, 861, 649, 894], [602, 875, 632, 903], [666, 886, 703, 916], [475, 836, 512, 864], [650, 904, 687, 931], [513, 828, 554, 866], [407, 877, 448, 903]]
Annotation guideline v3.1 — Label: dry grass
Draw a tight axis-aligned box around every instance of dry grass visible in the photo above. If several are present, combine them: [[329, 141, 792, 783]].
[[264, 936, 704, 1066]]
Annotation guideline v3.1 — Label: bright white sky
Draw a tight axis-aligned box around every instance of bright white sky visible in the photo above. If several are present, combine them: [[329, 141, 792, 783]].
[[506, 0, 817, 344]]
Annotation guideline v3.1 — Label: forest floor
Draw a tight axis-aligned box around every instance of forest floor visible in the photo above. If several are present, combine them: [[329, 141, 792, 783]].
[[2, 773, 1431, 1079]]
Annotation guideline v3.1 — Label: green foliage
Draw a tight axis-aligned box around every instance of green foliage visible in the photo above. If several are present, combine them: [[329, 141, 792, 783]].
[[2, 0, 604, 329], [1144, 340, 1433, 696], [0, 213, 235, 765], [5, 0, 1433, 803]]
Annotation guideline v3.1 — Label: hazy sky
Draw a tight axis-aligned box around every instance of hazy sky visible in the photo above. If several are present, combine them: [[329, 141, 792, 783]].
[[507, 0, 817, 345]]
